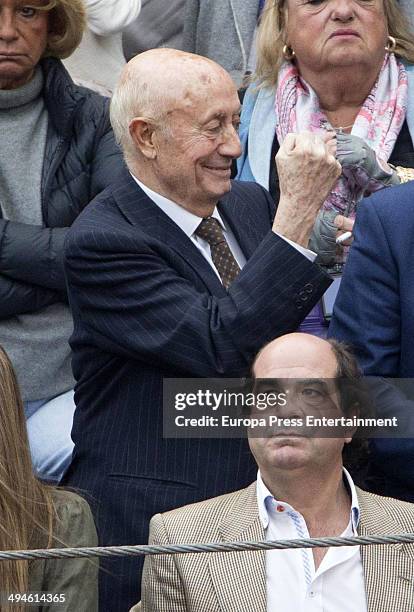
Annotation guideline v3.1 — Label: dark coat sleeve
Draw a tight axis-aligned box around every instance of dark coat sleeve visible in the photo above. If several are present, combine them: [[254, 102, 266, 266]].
[[329, 188, 414, 497], [0, 99, 124, 301], [0, 221, 68, 292], [65, 217, 331, 377], [0, 273, 61, 319], [87, 96, 125, 199], [329, 196, 400, 375]]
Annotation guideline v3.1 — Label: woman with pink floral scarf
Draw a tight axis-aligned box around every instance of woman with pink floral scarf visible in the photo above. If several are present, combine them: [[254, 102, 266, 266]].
[[237, 0, 414, 269]]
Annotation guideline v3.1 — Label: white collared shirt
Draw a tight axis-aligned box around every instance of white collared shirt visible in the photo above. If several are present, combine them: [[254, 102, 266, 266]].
[[256, 469, 368, 612], [132, 176, 246, 281], [131, 175, 316, 282]]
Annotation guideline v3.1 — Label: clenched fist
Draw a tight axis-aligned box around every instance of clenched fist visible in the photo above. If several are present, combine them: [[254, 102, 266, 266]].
[[272, 132, 341, 247]]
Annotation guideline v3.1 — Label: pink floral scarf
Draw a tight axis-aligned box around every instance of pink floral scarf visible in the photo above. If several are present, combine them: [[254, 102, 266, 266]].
[[275, 54, 408, 216]]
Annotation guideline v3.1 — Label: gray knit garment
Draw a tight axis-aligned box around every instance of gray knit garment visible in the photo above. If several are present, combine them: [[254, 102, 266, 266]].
[[0, 67, 75, 401]]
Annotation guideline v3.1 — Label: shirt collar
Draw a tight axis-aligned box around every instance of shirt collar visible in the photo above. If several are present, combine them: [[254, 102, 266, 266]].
[[256, 468, 360, 531], [131, 173, 226, 237]]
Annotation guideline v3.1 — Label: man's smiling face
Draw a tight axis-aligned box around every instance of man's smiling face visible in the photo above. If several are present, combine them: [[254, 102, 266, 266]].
[[151, 70, 242, 215]]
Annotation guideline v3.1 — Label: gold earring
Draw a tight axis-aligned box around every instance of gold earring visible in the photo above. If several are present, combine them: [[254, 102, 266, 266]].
[[385, 35, 397, 53], [282, 44, 296, 61]]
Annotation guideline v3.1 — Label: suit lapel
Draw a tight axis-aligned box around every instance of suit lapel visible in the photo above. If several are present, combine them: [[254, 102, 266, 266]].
[[112, 172, 266, 294], [208, 483, 266, 612], [112, 171, 226, 296], [218, 188, 264, 259], [357, 488, 414, 612]]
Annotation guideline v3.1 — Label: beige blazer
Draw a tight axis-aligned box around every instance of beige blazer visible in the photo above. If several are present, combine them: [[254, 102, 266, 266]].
[[134, 483, 414, 611]]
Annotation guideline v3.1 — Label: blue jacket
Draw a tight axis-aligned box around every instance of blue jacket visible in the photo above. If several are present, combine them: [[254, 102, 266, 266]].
[[330, 181, 414, 377], [236, 63, 414, 188], [329, 182, 414, 501]]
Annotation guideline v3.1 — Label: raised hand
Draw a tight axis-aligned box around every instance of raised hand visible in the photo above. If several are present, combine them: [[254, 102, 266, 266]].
[[273, 132, 341, 247]]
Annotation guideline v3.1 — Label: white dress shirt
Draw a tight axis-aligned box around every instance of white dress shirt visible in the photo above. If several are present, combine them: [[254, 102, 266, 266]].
[[132, 175, 316, 281], [257, 469, 367, 612]]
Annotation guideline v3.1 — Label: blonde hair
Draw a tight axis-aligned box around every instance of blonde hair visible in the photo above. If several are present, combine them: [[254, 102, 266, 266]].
[[27, 0, 86, 59], [0, 346, 56, 612], [255, 0, 414, 87]]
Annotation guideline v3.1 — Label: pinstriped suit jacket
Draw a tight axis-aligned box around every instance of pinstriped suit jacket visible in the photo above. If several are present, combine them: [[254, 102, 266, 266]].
[[138, 482, 414, 612], [63, 168, 330, 610]]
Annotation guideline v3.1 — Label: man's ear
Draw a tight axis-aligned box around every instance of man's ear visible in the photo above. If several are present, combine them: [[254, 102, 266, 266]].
[[129, 117, 158, 159], [344, 402, 360, 444]]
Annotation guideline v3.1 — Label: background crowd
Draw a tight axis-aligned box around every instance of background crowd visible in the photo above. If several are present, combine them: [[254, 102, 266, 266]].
[[0, 0, 414, 610]]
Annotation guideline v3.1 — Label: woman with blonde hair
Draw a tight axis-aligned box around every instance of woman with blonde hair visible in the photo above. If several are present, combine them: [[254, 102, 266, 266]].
[[0, 344, 98, 611], [237, 0, 414, 268], [0, 0, 125, 483]]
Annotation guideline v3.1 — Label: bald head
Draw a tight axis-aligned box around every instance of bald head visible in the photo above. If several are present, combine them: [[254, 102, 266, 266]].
[[249, 334, 360, 489], [110, 47, 242, 214], [126, 49, 231, 104], [110, 49, 235, 164], [253, 333, 339, 380]]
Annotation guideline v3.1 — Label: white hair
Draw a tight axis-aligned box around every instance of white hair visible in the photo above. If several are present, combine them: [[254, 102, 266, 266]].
[[110, 66, 166, 166], [110, 51, 229, 166]]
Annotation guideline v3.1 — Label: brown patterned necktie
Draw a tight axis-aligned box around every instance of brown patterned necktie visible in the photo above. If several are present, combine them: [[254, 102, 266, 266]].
[[195, 217, 241, 289]]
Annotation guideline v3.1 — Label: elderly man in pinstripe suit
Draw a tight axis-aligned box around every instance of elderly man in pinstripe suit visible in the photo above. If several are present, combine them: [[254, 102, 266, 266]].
[[138, 334, 414, 612], [63, 49, 340, 611]]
